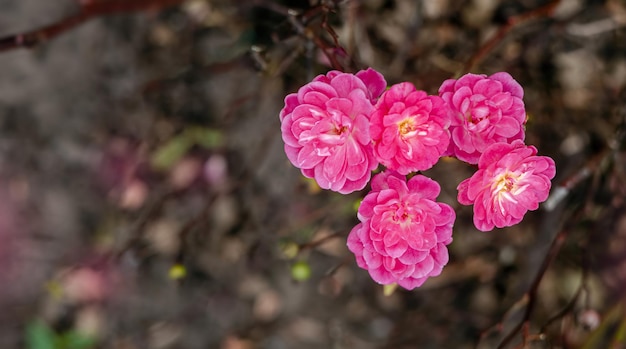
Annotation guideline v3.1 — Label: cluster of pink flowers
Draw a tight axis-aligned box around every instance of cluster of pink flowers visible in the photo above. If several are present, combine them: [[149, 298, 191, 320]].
[[443, 74, 555, 232], [279, 68, 556, 290]]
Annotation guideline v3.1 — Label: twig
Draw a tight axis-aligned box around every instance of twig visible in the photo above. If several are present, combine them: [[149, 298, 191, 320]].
[[544, 148, 610, 212], [175, 192, 218, 264], [496, 229, 568, 349], [490, 144, 606, 346], [462, 0, 562, 74], [298, 231, 343, 251], [113, 188, 179, 261], [539, 254, 588, 335], [0, 0, 184, 53], [255, 0, 349, 72]]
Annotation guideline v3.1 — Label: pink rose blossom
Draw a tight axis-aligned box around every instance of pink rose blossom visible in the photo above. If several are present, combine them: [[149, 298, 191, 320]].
[[370, 82, 451, 174], [347, 171, 455, 290], [439, 72, 526, 164], [457, 140, 556, 232], [280, 68, 386, 194]]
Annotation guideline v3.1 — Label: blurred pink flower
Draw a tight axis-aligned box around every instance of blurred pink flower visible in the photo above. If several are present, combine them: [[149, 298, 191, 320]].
[[63, 268, 107, 303], [280, 68, 386, 193], [370, 82, 450, 174], [347, 171, 455, 290], [457, 140, 556, 231], [439, 72, 526, 164], [204, 154, 228, 189]]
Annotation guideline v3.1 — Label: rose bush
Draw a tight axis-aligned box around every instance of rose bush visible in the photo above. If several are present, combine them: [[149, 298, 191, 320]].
[[280, 67, 556, 289]]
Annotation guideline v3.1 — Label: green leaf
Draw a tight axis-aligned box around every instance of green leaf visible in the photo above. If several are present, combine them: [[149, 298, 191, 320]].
[[279, 241, 300, 260], [168, 263, 187, 280], [59, 331, 96, 349], [383, 283, 398, 296], [186, 127, 223, 149], [291, 261, 312, 282], [151, 136, 193, 171], [352, 198, 362, 213], [150, 127, 222, 171], [25, 320, 56, 349]]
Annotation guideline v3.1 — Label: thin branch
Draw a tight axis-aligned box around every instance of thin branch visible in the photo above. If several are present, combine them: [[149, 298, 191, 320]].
[[113, 188, 179, 261], [0, 0, 184, 53], [462, 0, 562, 74], [256, 0, 349, 72], [496, 228, 568, 349], [544, 148, 610, 212], [298, 231, 343, 251], [539, 255, 588, 335], [175, 192, 218, 264], [492, 147, 604, 346]]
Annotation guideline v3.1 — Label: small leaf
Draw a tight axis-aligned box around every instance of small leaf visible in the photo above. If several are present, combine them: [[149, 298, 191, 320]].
[[168, 263, 187, 280], [610, 316, 626, 347], [302, 177, 321, 194], [45, 280, 63, 300], [25, 320, 56, 349], [352, 198, 362, 213], [383, 283, 398, 296], [59, 330, 96, 349], [279, 242, 300, 260], [187, 127, 223, 149], [151, 136, 193, 171], [291, 261, 311, 281]]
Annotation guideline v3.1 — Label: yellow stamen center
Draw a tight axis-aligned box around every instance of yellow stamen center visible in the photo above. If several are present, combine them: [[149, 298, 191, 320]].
[[333, 125, 348, 135], [493, 172, 516, 193], [491, 171, 526, 215], [398, 118, 416, 138]]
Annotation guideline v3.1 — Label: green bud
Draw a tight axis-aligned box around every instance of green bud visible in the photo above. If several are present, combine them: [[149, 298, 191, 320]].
[[291, 261, 311, 281]]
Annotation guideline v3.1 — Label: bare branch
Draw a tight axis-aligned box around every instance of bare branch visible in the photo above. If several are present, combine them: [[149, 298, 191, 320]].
[[0, 0, 184, 53], [462, 0, 562, 74]]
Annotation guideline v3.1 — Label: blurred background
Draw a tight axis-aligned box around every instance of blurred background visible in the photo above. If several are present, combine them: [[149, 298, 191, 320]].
[[0, 0, 625, 348]]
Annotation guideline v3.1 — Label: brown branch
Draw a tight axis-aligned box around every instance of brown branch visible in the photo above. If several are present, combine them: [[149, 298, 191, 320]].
[[544, 148, 610, 211], [175, 192, 218, 264], [113, 188, 179, 261], [311, 35, 345, 71], [0, 0, 184, 53], [539, 273, 586, 334], [286, 5, 345, 72], [462, 0, 562, 74], [298, 231, 343, 251], [496, 228, 568, 349], [257, 0, 349, 72], [491, 157, 613, 347]]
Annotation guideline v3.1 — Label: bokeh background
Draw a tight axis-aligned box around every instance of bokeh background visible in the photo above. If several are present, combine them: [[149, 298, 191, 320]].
[[0, 0, 625, 348]]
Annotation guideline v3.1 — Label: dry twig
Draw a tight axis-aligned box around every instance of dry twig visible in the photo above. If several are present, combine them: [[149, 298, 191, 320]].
[[0, 0, 184, 53], [462, 0, 562, 74]]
